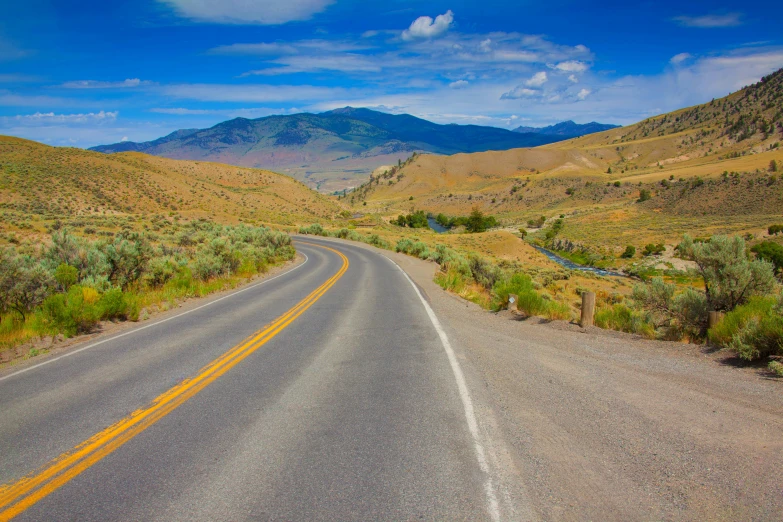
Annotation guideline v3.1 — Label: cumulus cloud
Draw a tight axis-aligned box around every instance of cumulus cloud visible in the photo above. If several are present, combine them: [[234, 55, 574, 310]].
[[158, 0, 335, 25], [670, 52, 693, 65], [673, 12, 743, 28], [402, 10, 454, 41], [568, 74, 578, 83], [449, 80, 469, 89], [552, 60, 588, 72], [61, 79, 153, 89], [576, 88, 591, 100], [525, 71, 547, 87]]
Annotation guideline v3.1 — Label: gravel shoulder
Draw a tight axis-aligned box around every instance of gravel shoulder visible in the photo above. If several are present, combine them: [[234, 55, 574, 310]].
[[320, 236, 783, 521]]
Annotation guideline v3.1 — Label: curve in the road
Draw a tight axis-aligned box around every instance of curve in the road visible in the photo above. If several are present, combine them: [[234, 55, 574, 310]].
[[0, 243, 348, 521]]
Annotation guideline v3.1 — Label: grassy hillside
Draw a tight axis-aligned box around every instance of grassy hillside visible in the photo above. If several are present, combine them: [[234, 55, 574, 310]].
[[0, 136, 343, 245], [355, 69, 783, 254]]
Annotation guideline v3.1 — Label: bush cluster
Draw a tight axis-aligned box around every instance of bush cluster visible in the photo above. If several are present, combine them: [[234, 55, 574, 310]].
[[0, 223, 294, 343]]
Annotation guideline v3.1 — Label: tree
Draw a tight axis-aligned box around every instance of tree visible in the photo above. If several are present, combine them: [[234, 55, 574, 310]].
[[770, 159, 779, 172], [769, 224, 783, 236], [637, 189, 651, 203], [643, 243, 665, 256], [678, 235, 776, 312], [518, 228, 528, 239], [466, 207, 487, 233]]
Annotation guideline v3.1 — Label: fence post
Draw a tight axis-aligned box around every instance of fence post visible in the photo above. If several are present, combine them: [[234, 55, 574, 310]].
[[708, 311, 724, 329], [581, 292, 595, 327], [508, 294, 518, 312]]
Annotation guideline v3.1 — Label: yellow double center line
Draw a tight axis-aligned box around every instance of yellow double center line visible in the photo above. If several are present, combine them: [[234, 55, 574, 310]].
[[0, 242, 347, 521]]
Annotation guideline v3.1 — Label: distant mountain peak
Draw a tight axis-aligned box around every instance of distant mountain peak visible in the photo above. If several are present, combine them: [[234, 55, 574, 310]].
[[513, 120, 620, 137]]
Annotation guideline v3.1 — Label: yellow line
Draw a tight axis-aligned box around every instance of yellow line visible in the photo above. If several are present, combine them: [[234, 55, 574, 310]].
[[0, 243, 348, 521]]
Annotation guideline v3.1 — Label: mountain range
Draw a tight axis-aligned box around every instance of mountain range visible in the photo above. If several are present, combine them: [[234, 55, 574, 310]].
[[90, 108, 616, 193], [512, 120, 620, 136]]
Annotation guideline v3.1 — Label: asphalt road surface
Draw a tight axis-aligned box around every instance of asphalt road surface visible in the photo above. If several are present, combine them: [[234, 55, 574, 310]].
[[4, 237, 782, 521], [0, 238, 503, 521]]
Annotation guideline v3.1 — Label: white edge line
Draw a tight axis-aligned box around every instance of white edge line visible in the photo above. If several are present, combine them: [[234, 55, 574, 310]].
[[389, 257, 502, 522], [269, 237, 501, 519], [0, 253, 309, 383]]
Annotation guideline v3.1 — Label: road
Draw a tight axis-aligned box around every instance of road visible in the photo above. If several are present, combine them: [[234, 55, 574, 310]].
[[0, 239, 504, 521], [3, 237, 783, 521]]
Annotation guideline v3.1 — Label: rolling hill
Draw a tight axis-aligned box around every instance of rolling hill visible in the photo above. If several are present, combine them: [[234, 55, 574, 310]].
[[355, 68, 783, 253], [90, 108, 607, 193], [0, 136, 343, 243]]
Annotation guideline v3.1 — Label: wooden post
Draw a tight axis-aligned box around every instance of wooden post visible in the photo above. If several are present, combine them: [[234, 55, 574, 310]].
[[508, 294, 518, 312], [581, 292, 596, 328], [708, 311, 724, 329]]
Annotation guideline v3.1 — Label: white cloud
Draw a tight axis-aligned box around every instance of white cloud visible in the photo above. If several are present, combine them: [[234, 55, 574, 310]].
[[577, 88, 591, 100], [568, 74, 578, 83], [2, 111, 118, 126], [120, 136, 129, 142], [500, 87, 540, 100], [0, 74, 40, 83], [402, 10, 454, 41], [552, 60, 588, 72], [449, 80, 469, 89], [479, 39, 492, 53], [242, 54, 381, 75], [525, 71, 547, 87], [158, 0, 335, 25], [493, 50, 538, 62], [208, 42, 298, 55], [160, 83, 349, 103], [149, 107, 301, 118], [673, 12, 743, 28], [670, 52, 693, 65], [61, 79, 154, 89]]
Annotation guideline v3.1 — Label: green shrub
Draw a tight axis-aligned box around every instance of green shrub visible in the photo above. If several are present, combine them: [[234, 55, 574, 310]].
[[708, 296, 783, 360], [145, 256, 177, 287], [595, 304, 654, 337], [751, 241, 783, 276], [491, 273, 549, 316], [621, 245, 636, 258], [54, 264, 78, 290], [679, 234, 777, 312], [469, 254, 503, 290], [633, 278, 708, 338], [435, 269, 466, 293], [298, 223, 326, 236], [40, 286, 101, 337], [768, 360, 783, 377], [637, 189, 651, 202], [97, 288, 134, 321]]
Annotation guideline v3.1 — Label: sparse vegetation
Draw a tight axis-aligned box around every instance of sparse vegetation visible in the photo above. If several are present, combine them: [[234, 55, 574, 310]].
[[0, 223, 295, 357]]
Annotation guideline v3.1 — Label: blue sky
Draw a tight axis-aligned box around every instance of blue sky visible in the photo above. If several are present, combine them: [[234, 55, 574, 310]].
[[1, 0, 782, 148]]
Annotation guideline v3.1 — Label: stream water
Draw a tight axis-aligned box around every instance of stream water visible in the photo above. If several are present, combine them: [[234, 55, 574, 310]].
[[532, 246, 626, 277], [427, 217, 450, 234]]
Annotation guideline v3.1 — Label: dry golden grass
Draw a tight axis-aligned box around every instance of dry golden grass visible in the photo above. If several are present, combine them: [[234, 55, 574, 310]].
[[353, 71, 783, 256], [0, 135, 345, 234]]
